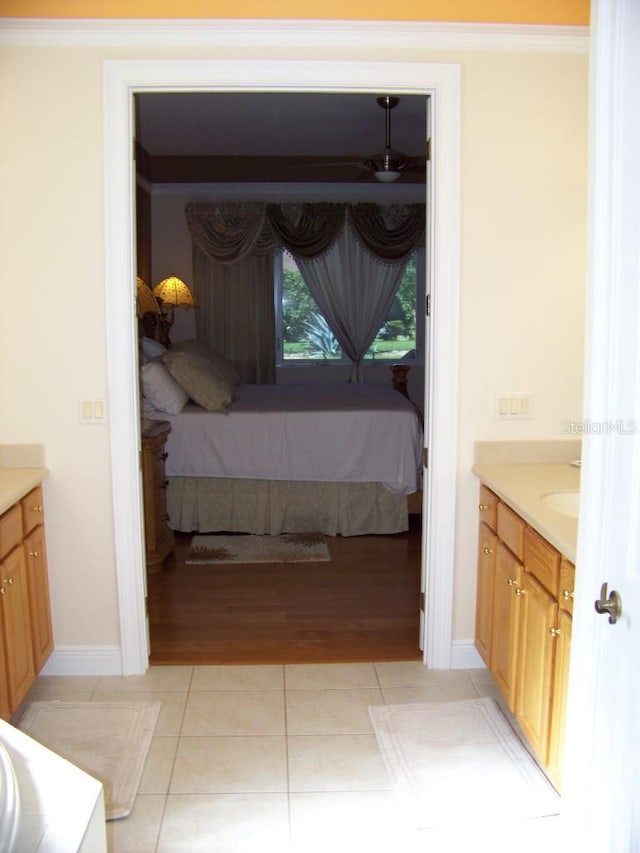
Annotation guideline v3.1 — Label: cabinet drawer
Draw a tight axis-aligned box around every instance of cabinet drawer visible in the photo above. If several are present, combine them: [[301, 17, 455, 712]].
[[21, 486, 45, 535], [0, 505, 22, 561], [524, 526, 561, 597], [559, 558, 576, 615], [497, 502, 525, 561], [478, 486, 498, 532]]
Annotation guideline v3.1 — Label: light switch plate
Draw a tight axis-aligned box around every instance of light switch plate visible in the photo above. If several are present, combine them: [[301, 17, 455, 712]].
[[79, 399, 107, 424], [496, 393, 533, 419]]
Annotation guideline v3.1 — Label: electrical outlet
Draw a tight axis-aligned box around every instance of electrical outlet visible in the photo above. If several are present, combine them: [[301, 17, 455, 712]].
[[496, 393, 533, 419]]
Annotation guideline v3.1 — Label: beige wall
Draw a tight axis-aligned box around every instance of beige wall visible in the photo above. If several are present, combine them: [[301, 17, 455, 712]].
[[0, 31, 587, 662]]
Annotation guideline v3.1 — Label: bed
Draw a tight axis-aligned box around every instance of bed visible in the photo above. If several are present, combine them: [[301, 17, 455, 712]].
[[141, 338, 423, 536]]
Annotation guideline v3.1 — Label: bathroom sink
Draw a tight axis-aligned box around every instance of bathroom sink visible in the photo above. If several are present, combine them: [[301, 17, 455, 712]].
[[541, 490, 579, 519]]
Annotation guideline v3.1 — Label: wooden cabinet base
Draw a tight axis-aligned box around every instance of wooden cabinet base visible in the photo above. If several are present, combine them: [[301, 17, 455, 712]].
[[474, 484, 573, 791], [141, 421, 175, 574], [0, 484, 52, 720]]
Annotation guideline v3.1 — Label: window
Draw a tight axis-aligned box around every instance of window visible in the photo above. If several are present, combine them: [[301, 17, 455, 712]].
[[275, 250, 425, 365]]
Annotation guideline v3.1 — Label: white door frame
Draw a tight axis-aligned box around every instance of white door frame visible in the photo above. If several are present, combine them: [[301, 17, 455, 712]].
[[104, 57, 460, 674]]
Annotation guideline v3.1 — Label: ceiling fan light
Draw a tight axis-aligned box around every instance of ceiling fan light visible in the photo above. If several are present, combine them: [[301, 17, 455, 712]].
[[374, 169, 402, 183]]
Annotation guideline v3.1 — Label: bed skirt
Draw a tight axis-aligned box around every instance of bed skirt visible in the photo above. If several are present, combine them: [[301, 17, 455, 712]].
[[166, 477, 409, 537]]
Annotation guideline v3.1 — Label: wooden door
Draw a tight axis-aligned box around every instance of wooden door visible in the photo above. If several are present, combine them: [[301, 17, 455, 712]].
[[0, 546, 35, 713], [490, 541, 522, 711], [515, 571, 556, 765], [547, 608, 572, 791], [24, 525, 53, 673], [475, 521, 496, 665]]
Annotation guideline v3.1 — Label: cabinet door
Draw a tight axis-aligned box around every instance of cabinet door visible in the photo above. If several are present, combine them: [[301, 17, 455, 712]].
[[546, 608, 572, 791], [478, 486, 498, 532], [475, 522, 497, 665], [21, 486, 45, 537], [0, 546, 35, 713], [559, 558, 575, 616], [490, 542, 523, 711], [515, 572, 557, 765], [24, 525, 53, 672]]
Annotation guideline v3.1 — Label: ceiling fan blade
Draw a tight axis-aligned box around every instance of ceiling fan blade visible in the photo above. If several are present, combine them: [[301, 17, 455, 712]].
[[286, 157, 366, 169]]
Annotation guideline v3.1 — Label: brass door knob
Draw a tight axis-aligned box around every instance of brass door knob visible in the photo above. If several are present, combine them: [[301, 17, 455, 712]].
[[594, 582, 622, 625]]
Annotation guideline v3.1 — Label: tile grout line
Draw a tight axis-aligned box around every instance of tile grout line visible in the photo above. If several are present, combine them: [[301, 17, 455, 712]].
[[283, 663, 294, 845]]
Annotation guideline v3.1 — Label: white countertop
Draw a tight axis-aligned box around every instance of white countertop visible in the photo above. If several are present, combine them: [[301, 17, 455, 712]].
[[0, 469, 48, 515], [472, 462, 580, 562]]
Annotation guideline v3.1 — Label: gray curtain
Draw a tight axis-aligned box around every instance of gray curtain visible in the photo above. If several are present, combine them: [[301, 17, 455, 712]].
[[295, 224, 408, 382], [192, 244, 275, 384], [186, 201, 425, 382]]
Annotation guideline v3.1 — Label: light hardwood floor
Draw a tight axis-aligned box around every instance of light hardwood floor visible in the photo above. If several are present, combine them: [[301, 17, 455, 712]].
[[148, 518, 422, 665]]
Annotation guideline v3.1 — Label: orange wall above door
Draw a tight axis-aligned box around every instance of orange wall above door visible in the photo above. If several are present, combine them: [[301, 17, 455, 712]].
[[0, 0, 590, 24]]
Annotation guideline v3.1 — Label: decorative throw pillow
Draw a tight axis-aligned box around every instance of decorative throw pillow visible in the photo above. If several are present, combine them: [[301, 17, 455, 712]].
[[141, 361, 189, 415], [170, 339, 241, 388], [141, 336, 167, 364], [162, 349, 235, 412]]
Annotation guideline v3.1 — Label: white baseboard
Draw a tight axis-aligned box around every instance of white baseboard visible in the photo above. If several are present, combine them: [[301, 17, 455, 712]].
[[450, 640, 485, 669], [40, 646, 123, 676], [40, 642, 483, 675]]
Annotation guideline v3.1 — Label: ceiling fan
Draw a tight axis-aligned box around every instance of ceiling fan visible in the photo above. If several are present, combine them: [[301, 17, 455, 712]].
[[286, 94, 425, 184], [363, 95, 424, 183]]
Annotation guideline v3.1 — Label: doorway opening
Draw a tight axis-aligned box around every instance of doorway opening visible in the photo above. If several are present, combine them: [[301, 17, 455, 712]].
[[103, 57, 460, 675], [135, 90, 428, 664]]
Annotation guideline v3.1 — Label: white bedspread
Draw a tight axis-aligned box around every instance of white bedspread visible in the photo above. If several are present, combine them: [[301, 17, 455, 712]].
[[151, 383, 423, 495]]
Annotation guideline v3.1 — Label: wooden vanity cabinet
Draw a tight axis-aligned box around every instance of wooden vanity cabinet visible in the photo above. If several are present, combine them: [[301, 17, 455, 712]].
[[475, 486, 498, 665], [475, 522, 497, 666], [0, 544, 35, 713], [0, 502, 36, 717], [491, 542, 523, 712], [475, 485, 574, 790], [514, 571, 557, 762], [0, 484, 53, 720], [22, 486, 53, 672]]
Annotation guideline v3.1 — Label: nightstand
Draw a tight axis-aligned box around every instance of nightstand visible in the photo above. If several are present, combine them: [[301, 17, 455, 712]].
[[141, 420, 175, 573]]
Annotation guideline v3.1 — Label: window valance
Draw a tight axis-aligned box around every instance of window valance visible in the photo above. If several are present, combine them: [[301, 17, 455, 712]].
[[185, 201, 425, 266]]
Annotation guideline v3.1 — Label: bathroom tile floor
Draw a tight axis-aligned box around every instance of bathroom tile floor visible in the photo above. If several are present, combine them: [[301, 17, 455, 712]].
[[19, 663, 566, 853]]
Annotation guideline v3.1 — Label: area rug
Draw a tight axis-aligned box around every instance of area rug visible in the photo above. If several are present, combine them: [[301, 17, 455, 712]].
[[18, 700, 161, 820], [186, 532, 330, 564], [369, 697, 560, 828]]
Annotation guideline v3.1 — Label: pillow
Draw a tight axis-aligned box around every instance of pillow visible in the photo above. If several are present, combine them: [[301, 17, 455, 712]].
[[162, 349, 235, 413], [170, 339, 241, 388], [141, 360, 189, 415], [141, 336, 167, 364]]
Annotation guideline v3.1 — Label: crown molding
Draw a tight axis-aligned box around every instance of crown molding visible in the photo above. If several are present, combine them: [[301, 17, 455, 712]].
[[0, 18, 589, 52]]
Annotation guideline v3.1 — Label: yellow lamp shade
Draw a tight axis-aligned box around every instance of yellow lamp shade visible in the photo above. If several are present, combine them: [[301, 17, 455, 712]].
[[136, 277, 160, 316], [153, 275, 197, 310]]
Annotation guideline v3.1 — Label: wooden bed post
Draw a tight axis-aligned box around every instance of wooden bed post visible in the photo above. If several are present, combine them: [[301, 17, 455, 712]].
[[391, 363, 411, 399]]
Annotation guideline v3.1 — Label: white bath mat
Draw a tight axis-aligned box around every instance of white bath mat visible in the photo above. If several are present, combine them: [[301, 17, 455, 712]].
[[369, 696, 560, 828], [18, 700, 161, 820]]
